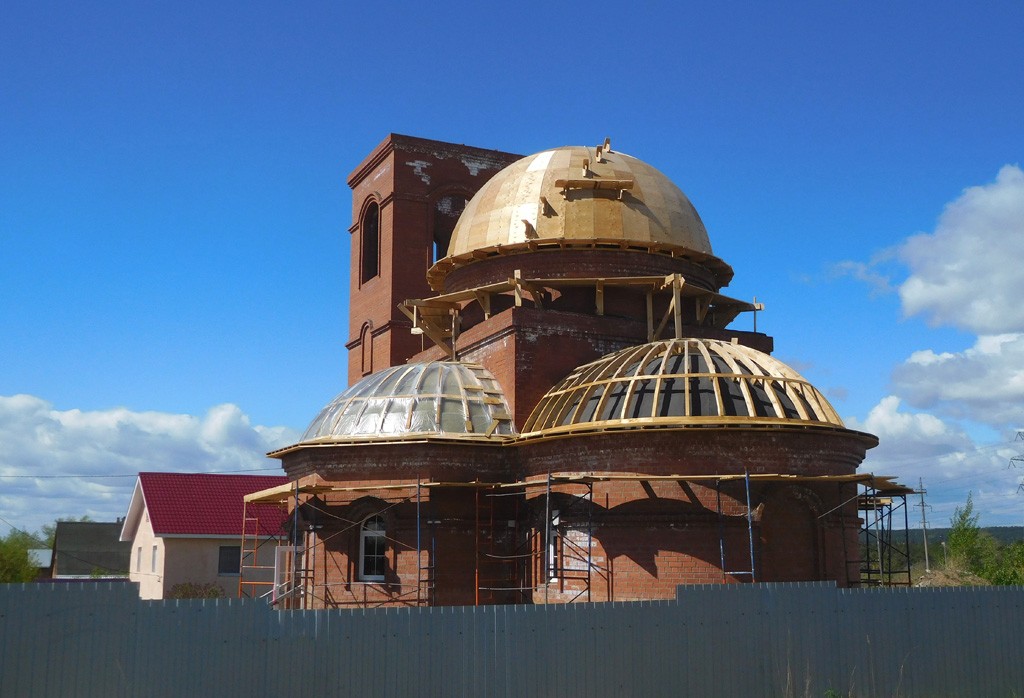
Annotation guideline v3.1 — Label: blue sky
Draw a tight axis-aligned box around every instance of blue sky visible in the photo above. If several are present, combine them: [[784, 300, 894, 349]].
[[2, 1, 1023, 534]]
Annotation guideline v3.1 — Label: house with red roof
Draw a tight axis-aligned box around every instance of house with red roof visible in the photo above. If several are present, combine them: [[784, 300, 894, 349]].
[[119, 473, 288, 599]]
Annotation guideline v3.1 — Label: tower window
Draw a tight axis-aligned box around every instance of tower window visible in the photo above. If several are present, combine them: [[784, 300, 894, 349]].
[[359, 515, 386, 582], [361, 202, 380, 283], [432, 194, 468, 265]]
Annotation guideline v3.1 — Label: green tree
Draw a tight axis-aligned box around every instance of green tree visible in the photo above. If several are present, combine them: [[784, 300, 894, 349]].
[[946, 489, 995, 569], [986, 541, 1024, 585], [947, 492, 982, 570], [945, 492, 1022, 583], [0, 529, 38, 583]]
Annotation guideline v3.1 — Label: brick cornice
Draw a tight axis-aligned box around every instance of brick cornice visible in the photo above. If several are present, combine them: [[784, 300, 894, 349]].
[[346, 135, 397, 189]]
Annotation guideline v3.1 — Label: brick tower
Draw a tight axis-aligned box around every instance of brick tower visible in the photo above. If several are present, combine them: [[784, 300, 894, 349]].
[[344, 135, 521, 384]]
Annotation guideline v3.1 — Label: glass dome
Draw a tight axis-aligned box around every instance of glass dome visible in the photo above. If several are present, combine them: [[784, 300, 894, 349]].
[[302, 361, 515, 443], [523, 338, 843, 436]]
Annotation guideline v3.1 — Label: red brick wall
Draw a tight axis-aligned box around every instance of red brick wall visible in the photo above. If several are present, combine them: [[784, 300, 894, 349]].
[[277, 424, 871, 608]]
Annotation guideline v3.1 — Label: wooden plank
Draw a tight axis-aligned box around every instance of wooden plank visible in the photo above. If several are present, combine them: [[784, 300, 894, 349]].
[[671, 274, 682, 339]]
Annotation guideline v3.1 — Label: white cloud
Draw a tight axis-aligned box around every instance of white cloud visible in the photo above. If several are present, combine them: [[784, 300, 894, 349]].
[[838, 166, 1024, 525], [850, 395, 974, 465], [852, 396, 1024, 526], [829, 255, 897, 296], [0, 395, 299, 536], [898, 164, 1024, 334], [891, 333, 1024, 428]]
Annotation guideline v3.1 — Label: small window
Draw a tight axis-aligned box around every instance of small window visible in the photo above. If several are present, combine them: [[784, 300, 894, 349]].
[[151, 545, 158, 574], [218, 545, 241, 575], [547, 509, 561, 581], [360, 322, 373, 376], [359, 515, 386, 582], [361, 201, 380, 283], [136, 546, 141, 573]]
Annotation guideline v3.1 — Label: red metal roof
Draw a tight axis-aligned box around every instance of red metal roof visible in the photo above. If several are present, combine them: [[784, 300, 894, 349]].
[[138, 472, 289, 537]]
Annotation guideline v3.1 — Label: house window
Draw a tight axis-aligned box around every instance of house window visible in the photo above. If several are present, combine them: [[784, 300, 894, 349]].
[[136, 547, 141, 573], [359, 515, 386, 582], [151, 545, 158, 574], [218, 545, 241, 575], [360, 201, 380, 283]]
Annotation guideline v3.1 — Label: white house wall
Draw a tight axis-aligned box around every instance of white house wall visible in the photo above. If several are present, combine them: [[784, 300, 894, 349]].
[[127, 513, 164, 600]]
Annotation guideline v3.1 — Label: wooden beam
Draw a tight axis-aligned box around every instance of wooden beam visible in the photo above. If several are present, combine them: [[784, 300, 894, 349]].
[[646, 291, 654, 342], [474, 290, 492, 319], [451, 310, 460, 360], [418, 320, 454, 357], [655, 296, 674, 340], [695, 298, 709, 324], [672, 275, 682, 339], [554, 177, 635, 192]]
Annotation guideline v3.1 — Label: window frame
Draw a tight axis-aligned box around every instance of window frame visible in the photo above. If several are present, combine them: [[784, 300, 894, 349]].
[[218, 545, 242, 576]]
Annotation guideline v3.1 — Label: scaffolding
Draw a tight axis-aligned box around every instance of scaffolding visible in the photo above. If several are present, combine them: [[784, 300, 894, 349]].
[[240, 472, 912, 607], [399, 272, 763, 359], [857, 483, 914, 587]]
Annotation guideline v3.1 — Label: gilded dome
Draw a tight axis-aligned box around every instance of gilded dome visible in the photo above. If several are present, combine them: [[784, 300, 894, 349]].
[[523, 338, 844, 437], [427, 144, 732, 290], [301, 362, 515, 444]]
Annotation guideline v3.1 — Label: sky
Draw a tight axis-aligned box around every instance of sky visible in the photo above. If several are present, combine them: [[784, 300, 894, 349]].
[[2, 1, 1023, 535]]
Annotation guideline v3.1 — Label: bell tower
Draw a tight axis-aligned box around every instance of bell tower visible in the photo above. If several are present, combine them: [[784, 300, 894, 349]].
[[345, 134, 521, 385]]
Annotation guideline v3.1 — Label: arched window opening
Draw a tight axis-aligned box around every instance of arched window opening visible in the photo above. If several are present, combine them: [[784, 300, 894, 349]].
[[359, 322, 373, 376], [361, 202, 380, 283], [359, 515, 386, 582], [432, 193, 468, 265]]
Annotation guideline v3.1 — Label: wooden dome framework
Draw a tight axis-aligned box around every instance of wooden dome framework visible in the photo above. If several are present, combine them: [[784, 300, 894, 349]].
[[523, 337, 843, 436]]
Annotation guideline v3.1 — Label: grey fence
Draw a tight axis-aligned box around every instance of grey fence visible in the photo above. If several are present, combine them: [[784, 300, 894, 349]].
[[1, 581, 1022, 697]]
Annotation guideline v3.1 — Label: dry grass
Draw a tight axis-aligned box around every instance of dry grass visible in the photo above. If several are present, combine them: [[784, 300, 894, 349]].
[[911, 561, 989, 587]]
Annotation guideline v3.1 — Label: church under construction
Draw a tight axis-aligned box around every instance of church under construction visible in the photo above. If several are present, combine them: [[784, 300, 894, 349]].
[[241, 134, 912, 608]]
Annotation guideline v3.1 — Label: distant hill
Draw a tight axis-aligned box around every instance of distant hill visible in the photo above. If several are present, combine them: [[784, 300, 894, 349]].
[[915, 526, 1024, 546]]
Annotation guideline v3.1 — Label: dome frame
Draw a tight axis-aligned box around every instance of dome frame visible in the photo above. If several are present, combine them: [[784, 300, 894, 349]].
[[522, 338, 844, 437]]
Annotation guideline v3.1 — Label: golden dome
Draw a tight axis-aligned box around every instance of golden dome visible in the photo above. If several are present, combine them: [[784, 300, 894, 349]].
[[428, 144, 731, 290], [522, 338, 845, 437]]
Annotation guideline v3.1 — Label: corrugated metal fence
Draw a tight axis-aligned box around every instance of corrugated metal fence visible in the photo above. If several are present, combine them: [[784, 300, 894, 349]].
[[1, 582, 1022, 697]]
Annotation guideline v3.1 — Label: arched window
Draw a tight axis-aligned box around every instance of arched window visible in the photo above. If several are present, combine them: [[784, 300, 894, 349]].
[[360, 201, 380, 283], [359, 322, 373, 376], [359, 515, 386, 582]]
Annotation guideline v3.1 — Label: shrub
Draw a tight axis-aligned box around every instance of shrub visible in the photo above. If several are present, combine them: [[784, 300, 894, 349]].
[[166, 582, 226, 599]]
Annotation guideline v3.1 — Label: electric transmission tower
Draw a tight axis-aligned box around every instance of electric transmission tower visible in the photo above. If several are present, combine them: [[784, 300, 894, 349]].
[[913, 478, 932, 573]]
